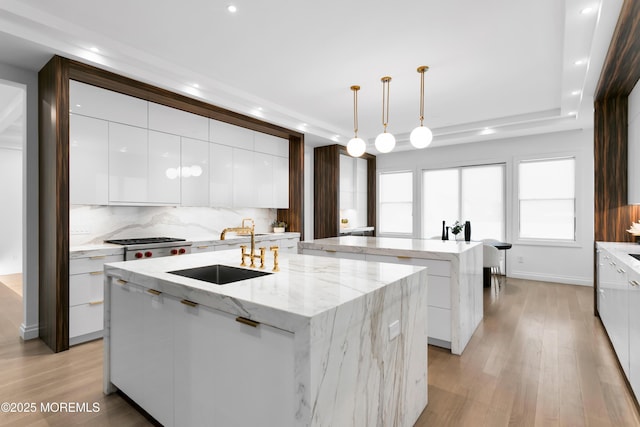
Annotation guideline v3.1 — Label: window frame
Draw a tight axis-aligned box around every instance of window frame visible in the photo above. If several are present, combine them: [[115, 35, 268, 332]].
[[377, 169, 414, 237]]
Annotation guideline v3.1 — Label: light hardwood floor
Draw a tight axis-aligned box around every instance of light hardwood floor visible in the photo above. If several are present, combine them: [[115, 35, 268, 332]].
[[0, 277, 638, 426]]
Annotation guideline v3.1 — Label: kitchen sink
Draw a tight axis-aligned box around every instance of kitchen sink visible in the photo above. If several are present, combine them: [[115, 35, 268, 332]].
[[629, 254, 640, 261], [168, 264, 272, 285]]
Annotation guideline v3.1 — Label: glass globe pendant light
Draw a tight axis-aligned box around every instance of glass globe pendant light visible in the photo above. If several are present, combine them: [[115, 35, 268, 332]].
[[410, 66, 433, 149], [346, 85, 366, 157], [375, 76, 396, 153]]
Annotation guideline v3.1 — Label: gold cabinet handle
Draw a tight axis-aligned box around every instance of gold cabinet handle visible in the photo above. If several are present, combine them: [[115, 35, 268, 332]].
[[324, 249, 337, 253], [90, 255, 106, 260], [196, 245, 209, 249], [89, 300, 104, 306], [236, 317, 260, 327], [116, 279, 127, 285], [89, 271, 103, 276], [147, 289, 162, 296], [180, 299, 198, 308], [396, 256, 412, 260]]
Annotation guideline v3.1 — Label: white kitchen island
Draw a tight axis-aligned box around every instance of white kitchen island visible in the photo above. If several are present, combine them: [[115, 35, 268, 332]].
[[299, 236, 483, 355], [103, 249, 428, 427]]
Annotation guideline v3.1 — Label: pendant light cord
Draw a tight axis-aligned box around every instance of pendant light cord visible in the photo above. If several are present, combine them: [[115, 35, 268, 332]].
[[352, 85, 359, 138], [381, 77, 391, 132], [417, 66, 429, 127]]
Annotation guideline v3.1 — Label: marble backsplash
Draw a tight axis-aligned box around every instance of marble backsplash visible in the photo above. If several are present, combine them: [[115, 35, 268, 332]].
[[69, 205, 276, 246]]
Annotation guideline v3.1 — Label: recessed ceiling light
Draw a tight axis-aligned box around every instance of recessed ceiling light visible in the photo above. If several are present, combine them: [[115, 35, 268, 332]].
[[580, 7, 593, 14], [76, 104, 82, 108], [193, 83, 199, 88], [89, 46, 100, 53], [571, 90, 581, 96], [575, 59, 587, 66], [568, 111, 577, 116], [257, 107, 263, 111], [227, 5, 237, 13]]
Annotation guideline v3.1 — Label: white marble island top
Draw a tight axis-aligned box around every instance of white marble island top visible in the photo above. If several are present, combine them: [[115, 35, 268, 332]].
[[104, 249, 425, 333]]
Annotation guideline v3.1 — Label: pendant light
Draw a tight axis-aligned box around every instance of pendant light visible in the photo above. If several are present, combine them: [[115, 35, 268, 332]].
[[346, 85, 366, 157], [410, 66, 433, 149], [374, 76, 396, 153]]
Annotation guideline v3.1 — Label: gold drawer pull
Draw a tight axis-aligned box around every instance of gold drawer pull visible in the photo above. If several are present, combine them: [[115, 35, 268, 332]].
[[147, 289, 162, 296], [180, 299, 198, 308], [397, 256, 412, 260], [89, 271, 103, 276], [89, 300, 104, 306], [197, 245, 209, 249], [236, 317, 260, 328], [89, 255, 106, 260], [116, 279, 127, 285], [324, 249, 337, 253]]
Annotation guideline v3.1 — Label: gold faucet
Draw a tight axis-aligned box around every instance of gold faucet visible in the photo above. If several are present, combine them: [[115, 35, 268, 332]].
[[270, 245, 280, 272], [221, 224, 264, 268], [240, 218, 254, 234]]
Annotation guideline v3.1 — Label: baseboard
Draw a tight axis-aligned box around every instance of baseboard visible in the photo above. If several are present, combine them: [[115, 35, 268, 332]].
[[508, 270, 592, 286], [20, 322, 39, 340]]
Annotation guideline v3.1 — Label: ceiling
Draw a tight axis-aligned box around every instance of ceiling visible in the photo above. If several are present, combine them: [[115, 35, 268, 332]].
[[0, 0, 624, 152]]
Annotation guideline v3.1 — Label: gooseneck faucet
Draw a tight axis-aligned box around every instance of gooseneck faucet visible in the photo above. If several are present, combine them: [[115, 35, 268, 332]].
[[220, 224, 264, 268]]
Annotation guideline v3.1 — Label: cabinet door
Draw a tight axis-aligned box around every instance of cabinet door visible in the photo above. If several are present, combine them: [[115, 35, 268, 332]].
[[181, 137, 210, 206], [109, 123, 148, 203], [148, 130, 181, 204], [70, 80, 148, 128], [210, 119, 254, 150], [254, 132, 289, 157], [253, 151, 274, 208], [274, 156, 289, 208], [69, 114, 109, 205], [210, 143, 233, 207], [233, 148, 255, 207], [607, 256, 630, 377], [69, 271, 104, 306], [629, 269, 640, 399], [173, 300, 295, 427], [148, 102, 208, 141]]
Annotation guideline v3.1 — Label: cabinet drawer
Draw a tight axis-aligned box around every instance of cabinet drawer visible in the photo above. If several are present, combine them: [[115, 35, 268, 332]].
[[365, 254, 451, 277], [69, 254, 122, 275], [191, 244, 216, 253], [428, 306, 451, 341], [69, 303, 104, 339], [428, 276, 451, 309], [70, 272, 104, 306]]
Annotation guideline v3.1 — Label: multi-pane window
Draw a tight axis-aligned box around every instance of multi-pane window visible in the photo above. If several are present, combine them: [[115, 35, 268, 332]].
[[423, 164, 505, 241], [378, 171, 413, 234], [518, 157, 576, 241]]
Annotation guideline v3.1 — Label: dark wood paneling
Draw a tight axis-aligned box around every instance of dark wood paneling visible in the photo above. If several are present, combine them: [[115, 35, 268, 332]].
[[314, 144, 376, 239], [38, 56, 69, 352], [39, 55, 304, 351]]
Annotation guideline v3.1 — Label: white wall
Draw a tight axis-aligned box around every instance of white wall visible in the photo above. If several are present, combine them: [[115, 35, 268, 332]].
[[0, 147, 22, 273], [0, 61, 39, 339], [376, 128, 595, 286]]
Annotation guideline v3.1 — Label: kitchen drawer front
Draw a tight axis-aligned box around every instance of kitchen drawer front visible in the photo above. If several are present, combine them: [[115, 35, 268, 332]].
[[70, 255, 122, 275], [428, 306, 451, 342], [70, 272, 104, 306], [272, 237, 298, 249], [365, 254, 451, 277], [428, 275, 451, 309], [69, 303, 104, 339], [301, 248, 366, 261], [191, 244, 216, 254]]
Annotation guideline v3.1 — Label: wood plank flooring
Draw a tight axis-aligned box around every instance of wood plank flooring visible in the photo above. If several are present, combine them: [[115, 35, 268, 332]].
[[0, 277, 638, 426]]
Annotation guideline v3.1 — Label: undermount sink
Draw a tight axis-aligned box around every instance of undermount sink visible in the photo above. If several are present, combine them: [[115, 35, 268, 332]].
[[168, 264, 272, 285], [629, 254, 640, 261]]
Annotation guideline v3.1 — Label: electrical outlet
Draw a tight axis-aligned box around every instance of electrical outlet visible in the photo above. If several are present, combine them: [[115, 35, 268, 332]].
[[389, 320, 400, 341]]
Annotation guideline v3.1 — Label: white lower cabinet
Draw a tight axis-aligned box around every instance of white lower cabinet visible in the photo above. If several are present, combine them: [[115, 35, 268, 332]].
[[69, 254, 122, 345], [109, 279, 295, 427], [629, 269, 640, 398]]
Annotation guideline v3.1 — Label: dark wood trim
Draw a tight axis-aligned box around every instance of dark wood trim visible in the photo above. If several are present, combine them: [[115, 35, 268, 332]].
[[38, 55, 304, 351], [314, 144, 376, 239], [38, 56, 70, 352]]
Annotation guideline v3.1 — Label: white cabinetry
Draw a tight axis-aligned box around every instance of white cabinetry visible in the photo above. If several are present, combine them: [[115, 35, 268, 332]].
[[629, 268, 640, 398], [210, 119, 254, 150], [69, 253, 121, 345], [254, 132, 289, 157], [274, 155, 289, 208], [181, 137, 209, 206], [109, 279, 295, 427], [209, 143, 233, 207], [69, 114, 109, 205], [108, 123, 148, 203], [148, 131, 181, 205], [148, 102, 209, 141], [254, 152, 274, 208], [233, 148, 255, 207], [339, 154, 367, 226]]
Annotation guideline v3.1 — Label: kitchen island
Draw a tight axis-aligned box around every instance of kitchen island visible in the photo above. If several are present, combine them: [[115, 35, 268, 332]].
[[103, 249, 428, 427], [299, 236, 483, 355]]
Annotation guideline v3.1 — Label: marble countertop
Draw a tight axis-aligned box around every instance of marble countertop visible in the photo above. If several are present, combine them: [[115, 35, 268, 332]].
[[339, 226, 374, 234], [104, 249, 425, 332], [299, 236, 481, 260], [597, 241, 640, 273], [70, 232, 300, 257]]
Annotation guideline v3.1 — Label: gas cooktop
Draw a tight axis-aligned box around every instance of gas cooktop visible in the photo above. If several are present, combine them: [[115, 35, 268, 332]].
[[105, 237, 186, 246]]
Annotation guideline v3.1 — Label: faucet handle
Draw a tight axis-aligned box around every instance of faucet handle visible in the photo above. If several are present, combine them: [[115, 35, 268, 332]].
[[259, 247, 266, 269], [270, 246, 280, 272], [240, 245, 247, 266]]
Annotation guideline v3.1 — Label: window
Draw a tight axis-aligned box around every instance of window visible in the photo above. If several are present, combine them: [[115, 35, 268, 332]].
[[378, 171, 413, 234], [518, 157, 575, 241], [423, 164, 505, 240]]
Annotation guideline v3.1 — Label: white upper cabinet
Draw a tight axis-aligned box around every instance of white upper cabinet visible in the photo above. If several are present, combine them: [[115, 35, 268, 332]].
[[209, 119, 254, 150], [273, 155, 289, 208], [69, 80, 147, 128], [210, 143, 233, 207], [628, 80, 640, 204], [181, 137, 210, 206], [109, 123, 148, 203], [253, 152, 274, 208], [69, 114, 109, 205], [148, 102, 209, 141], [233, 148, 255, 207], [254, 132, 289, 157], [148, 131, 181, 205]]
